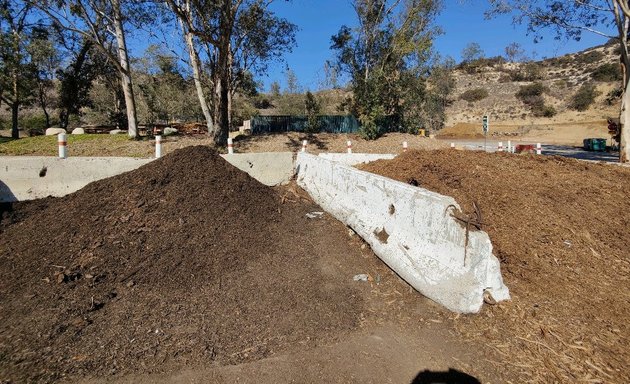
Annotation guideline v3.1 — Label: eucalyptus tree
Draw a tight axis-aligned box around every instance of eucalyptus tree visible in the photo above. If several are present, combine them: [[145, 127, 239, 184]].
[[330, 0, 442, 139], [164, 0, 296, 145], [0, 0, 39, 138], [34, 0, 155, 138], [487, 0, 630, 162]]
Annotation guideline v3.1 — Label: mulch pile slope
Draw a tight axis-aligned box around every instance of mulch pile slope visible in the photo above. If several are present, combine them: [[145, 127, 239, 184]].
[[362, 149, 630, 383], [0, 146, 364, 382]]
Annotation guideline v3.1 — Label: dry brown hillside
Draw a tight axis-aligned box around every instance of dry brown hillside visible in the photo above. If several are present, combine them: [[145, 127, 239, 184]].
[[442, 43, 622, 142]]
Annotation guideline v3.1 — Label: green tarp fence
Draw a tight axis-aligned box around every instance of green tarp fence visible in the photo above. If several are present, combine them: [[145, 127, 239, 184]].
[[250, 115, 360, 134]]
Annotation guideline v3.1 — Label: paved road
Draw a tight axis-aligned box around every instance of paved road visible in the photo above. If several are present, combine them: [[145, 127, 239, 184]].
[[439, 139, 620, 163]]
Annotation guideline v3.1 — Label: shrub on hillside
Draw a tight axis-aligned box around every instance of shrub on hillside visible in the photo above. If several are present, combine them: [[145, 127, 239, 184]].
[[591, 63, 622, 82], [606, 87, 623, 105], [515, 82, 555, 117], [460, 88, 489, 102], [541, 105, 557, 117], [516, 82, 546, 99], [460, 56, 505, 74], [576, 50, 604, 65], [570, 84, 599, 111], [509, 62, 544, 81]]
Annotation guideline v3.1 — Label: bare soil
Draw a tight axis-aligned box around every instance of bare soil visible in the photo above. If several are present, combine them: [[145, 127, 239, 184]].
[[0, 146, 498, 383], [361, 150, 630, 383], [232, 132, 446, 153], [438, 121, 611, 145]]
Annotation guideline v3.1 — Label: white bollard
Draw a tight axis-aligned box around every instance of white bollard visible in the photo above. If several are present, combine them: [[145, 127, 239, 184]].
[[498, 142, 504, 152], [227, 137, 234, 154], [450, 142, 455, 149], [58, 133, 67, 159], [507, 140, 511, 153], [403, 141, 408, 152], [155, 135, 162, 158], [536, 142, 542, 155], [347, 140, 352, 154], [301, 139, 307, 152]]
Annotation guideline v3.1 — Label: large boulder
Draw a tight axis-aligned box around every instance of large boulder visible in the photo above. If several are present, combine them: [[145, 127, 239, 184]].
[[71, 128, 85, 135], [109, 129, 127, 135], [45, 128, 66, 136], [163, 127, 178, 136]]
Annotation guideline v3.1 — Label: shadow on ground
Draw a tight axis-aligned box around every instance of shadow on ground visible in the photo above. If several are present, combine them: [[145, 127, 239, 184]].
[[411, 368, 481, 384], [233, 133, 330, 152]]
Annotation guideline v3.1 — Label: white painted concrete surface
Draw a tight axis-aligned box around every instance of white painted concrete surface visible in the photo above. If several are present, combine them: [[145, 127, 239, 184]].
[[318, 153, 395, 166], [0, 152, 296, 202], [296, 152, 510, 313], [0, 157, 152, 202], [223, 152, 294, 186]]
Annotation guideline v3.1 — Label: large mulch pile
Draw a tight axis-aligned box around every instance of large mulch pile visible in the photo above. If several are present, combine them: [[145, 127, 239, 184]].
[[0, 146, 365, 382], [362, 149, 630, 383]]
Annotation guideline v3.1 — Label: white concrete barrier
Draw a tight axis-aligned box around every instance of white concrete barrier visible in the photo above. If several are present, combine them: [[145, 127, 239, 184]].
[[0, 157, 153, 201], [318, 153, 395, 166], [296, 153, 510, 313], [0, 152, 296, 202]]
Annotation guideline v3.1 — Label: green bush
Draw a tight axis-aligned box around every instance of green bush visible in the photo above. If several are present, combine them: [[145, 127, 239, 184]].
[[460, 88, 489, 102], [460, 56, 505, 74], [358, 107, 385, 140], [606, 87, 623, 105], [591, 63, 622, 82], [578, 50, 604, 64], [570, 84, 599, 111], [541, 105, 557, 117], [516, 82, 546, 99], [509, 63, 544, 82]]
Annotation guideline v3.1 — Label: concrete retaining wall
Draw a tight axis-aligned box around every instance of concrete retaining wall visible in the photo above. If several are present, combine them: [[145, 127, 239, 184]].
[[318, 153, 395, 166], [296, 152, 510, 313], [224, 152, 294, 186], [0, 152, 295, 202], [0, 157, 153, 202]]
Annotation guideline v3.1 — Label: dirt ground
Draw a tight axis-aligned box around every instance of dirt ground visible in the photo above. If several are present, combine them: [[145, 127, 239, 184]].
[[438, 121, 611, 145], [0, 132, 446, 157], [362, 150, 630, 383], [0, 146, 499, 383]]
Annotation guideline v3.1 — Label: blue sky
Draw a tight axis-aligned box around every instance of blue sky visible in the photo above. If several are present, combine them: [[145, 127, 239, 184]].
[[261, 0, 613, 92]]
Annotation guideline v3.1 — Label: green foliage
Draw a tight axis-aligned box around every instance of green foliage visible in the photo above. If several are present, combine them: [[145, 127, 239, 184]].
[[358, 106, 386, 140], [606, 87, 623, 105], [575, 50, 604, 65], [284, 68, 300, 94], [570, 83, 599, 111], [505, 42, 526, 62], [269, 81, 281, 96], [460, 88, 489, 102], [591, 63, 622, 82], [541, 104, 557, 117], [460, 56, 505, 74], [331, 0, 442, 139], [304, 91, 321, 133], [515, 82, 555, 116], [253, 96, 272, 109], [461, 42, 484, 63], [516, 82, 546, 99], [509, 62, 544, 81]]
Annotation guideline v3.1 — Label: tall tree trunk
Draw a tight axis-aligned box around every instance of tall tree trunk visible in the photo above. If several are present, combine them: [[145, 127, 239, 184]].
[[11, 102, 19, 139], [180, 3, 214, 135], [213, 9, 231, 147], [227, 48, 233, 129], [112, 0, 138, 138], [621, 79, 630, 162], [213, 71, 229, 146], [38, 84, 50, 128], [11, 71, 19, 139]]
